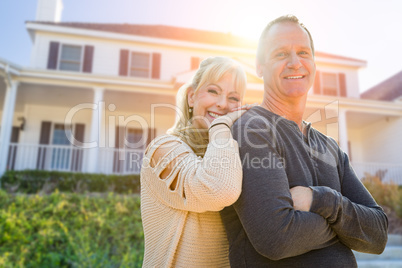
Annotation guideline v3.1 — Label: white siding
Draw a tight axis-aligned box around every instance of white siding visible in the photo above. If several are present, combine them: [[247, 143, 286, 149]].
[[360, 117, 402, 164]]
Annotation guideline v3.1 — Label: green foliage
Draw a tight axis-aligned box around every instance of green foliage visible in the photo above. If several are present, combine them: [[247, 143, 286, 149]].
[[362, 172, 402, 218], [1, 170, 140, 194], [0, 191, 144, 267]]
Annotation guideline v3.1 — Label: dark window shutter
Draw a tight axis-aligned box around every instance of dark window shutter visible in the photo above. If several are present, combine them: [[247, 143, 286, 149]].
[[314, 70, 321, 95], [7, 127, 20, 170], [113, 126, 125, 173], [37, 121, 52, 169], [191, 57, 201, 70], [152, 53, 161, 79], [47, 42, 59, 70], [83, 45, 94, 73], [39, 121, 52, 144], [119, 49, 129, 76], [74, 123, 85, 144], [339, 73, 347, 97], [147, 128, 156, 146], [72, 123, 85, 171]]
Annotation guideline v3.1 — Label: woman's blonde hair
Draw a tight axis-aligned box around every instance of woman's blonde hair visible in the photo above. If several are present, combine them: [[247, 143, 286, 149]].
[[167, 56, 247, 156]]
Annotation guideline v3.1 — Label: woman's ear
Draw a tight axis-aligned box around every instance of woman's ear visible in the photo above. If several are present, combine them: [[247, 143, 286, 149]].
[[187, 87, 195, 107]]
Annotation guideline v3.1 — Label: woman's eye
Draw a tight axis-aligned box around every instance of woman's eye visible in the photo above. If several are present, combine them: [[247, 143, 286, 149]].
[[229, 97, 240, 102], [208, 89, 218, 94]]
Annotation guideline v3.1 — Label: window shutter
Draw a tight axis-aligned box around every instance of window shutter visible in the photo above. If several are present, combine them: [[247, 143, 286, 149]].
[[152, 53, 161, 79], [39, 121, 52, 145], [113, 126, 125, 173], [73, 124, 85, 144], [47, 42, 59, 70], [339, 73, 347, 97], [147, 128, 156, 146], [37, 121, 52, 169], [313, 70, 321, 95], [83, 45, 94, 73], [72, 123, 85, 171], [119, 49, 129, 76], [7, 127, 20, 170]]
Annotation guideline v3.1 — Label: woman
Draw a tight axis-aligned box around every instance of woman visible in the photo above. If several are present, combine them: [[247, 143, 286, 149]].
[[140, 56, 248, 267]]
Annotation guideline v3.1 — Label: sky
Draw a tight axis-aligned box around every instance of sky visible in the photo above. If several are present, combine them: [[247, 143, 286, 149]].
[[1, 0, 402, 93]]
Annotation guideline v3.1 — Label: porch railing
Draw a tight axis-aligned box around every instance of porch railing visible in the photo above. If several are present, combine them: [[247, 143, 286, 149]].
[[6, 143, 402, 183], [7, 143, 144, 175], [352, 162, 402, 185]]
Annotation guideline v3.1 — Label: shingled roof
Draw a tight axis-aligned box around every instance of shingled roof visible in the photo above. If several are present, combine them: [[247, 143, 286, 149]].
[[27, 22, 257, 49], [361, 70, 402, 101]]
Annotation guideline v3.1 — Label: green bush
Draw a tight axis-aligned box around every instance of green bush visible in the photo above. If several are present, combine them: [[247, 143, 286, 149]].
[[0, 190, 144, 267], [1, 170, 140, 194], [362, 172, 402, 218]]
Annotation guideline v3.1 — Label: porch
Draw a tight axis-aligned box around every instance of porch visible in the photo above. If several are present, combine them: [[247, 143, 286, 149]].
[[5, 143, 402, 185], [6, 142, 145, 175]]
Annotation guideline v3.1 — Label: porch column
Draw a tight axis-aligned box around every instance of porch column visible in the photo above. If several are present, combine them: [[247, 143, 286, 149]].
[[0, 80, 19, 178], [86, 87, 105, 173], [338, 109, 349, 156]]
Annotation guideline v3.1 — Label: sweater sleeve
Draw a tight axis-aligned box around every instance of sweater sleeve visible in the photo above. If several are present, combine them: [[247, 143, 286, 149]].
[[232, 128, 337, 261], [309, 152, 388, 254], [141, 135, 243, 213]]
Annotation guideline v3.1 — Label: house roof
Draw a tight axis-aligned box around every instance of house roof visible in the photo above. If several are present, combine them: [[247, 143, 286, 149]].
[[361, 70, 402, 101]]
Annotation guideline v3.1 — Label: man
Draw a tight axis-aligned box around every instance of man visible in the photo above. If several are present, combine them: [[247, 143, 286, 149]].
[[221, 15, 388, 267]]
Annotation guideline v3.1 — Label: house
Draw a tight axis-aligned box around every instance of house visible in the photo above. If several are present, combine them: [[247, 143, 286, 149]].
[[361, 70, 402, 101], [1, 0, 402, 184]]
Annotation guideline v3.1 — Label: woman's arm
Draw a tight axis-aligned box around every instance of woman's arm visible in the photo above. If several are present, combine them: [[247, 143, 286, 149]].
[[142, 110, 246, 213]]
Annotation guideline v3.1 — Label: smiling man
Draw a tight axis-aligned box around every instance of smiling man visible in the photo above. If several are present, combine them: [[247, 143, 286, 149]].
[[221, 15, 388, 267]]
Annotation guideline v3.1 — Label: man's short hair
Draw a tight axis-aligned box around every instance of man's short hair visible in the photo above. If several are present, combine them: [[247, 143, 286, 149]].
[[256, 14, 315, 64]]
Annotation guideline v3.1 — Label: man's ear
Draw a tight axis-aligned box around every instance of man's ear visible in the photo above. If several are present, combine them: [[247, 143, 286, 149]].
[[256, 60, 264, 78], [187, 87, 195, 107]]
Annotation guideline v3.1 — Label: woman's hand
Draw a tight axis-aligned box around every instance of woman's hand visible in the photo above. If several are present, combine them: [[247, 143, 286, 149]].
[[209, 103, 257, 130]]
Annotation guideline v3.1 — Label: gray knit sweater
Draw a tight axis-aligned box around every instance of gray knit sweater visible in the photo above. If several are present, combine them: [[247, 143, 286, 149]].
[[221, 106, 388, 267]]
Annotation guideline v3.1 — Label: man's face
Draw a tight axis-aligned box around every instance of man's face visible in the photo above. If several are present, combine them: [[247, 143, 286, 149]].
[[257, 22, 316, 99]]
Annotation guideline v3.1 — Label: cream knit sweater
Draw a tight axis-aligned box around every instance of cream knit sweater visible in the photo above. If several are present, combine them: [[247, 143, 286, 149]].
[[140, 134, 242, 267]]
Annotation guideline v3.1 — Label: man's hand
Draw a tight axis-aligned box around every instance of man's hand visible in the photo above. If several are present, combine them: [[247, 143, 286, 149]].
[[290, 186, 313, 212]]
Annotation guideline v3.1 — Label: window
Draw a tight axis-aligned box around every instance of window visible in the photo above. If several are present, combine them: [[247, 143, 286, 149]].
[[113, 127, 156, 174], [59, 44, 82, 71], [47, 41, 94, 73], [119, 49, 161, 79], [130, 52, 151, 78], [313, 71, 347, 97], [322, 73, 338, 96]]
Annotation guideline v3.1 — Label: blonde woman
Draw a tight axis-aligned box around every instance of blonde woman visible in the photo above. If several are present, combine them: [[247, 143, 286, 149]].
[[140, 57, 248, 267]]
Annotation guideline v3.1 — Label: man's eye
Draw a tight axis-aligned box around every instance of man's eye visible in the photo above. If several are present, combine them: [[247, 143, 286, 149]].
[[276, 52, 286, 57]]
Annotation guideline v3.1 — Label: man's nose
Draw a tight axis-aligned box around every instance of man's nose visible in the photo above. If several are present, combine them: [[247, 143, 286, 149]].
[[287, 52, 302, 69]]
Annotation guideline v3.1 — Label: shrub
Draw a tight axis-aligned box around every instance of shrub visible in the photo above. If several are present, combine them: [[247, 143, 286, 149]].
[[1, 170, 140, 194], [0, 190, 144, 267], [362, 172, 400, 209]]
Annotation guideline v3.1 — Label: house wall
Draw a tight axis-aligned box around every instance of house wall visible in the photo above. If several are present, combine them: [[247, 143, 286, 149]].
[[359, 117, 402, 164], [30, 32, 250, 81], [348, 128, 364, 163]]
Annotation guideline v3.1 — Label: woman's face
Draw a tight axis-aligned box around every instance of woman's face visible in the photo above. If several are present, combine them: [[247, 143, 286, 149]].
[[188, 73, 242, 129]]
